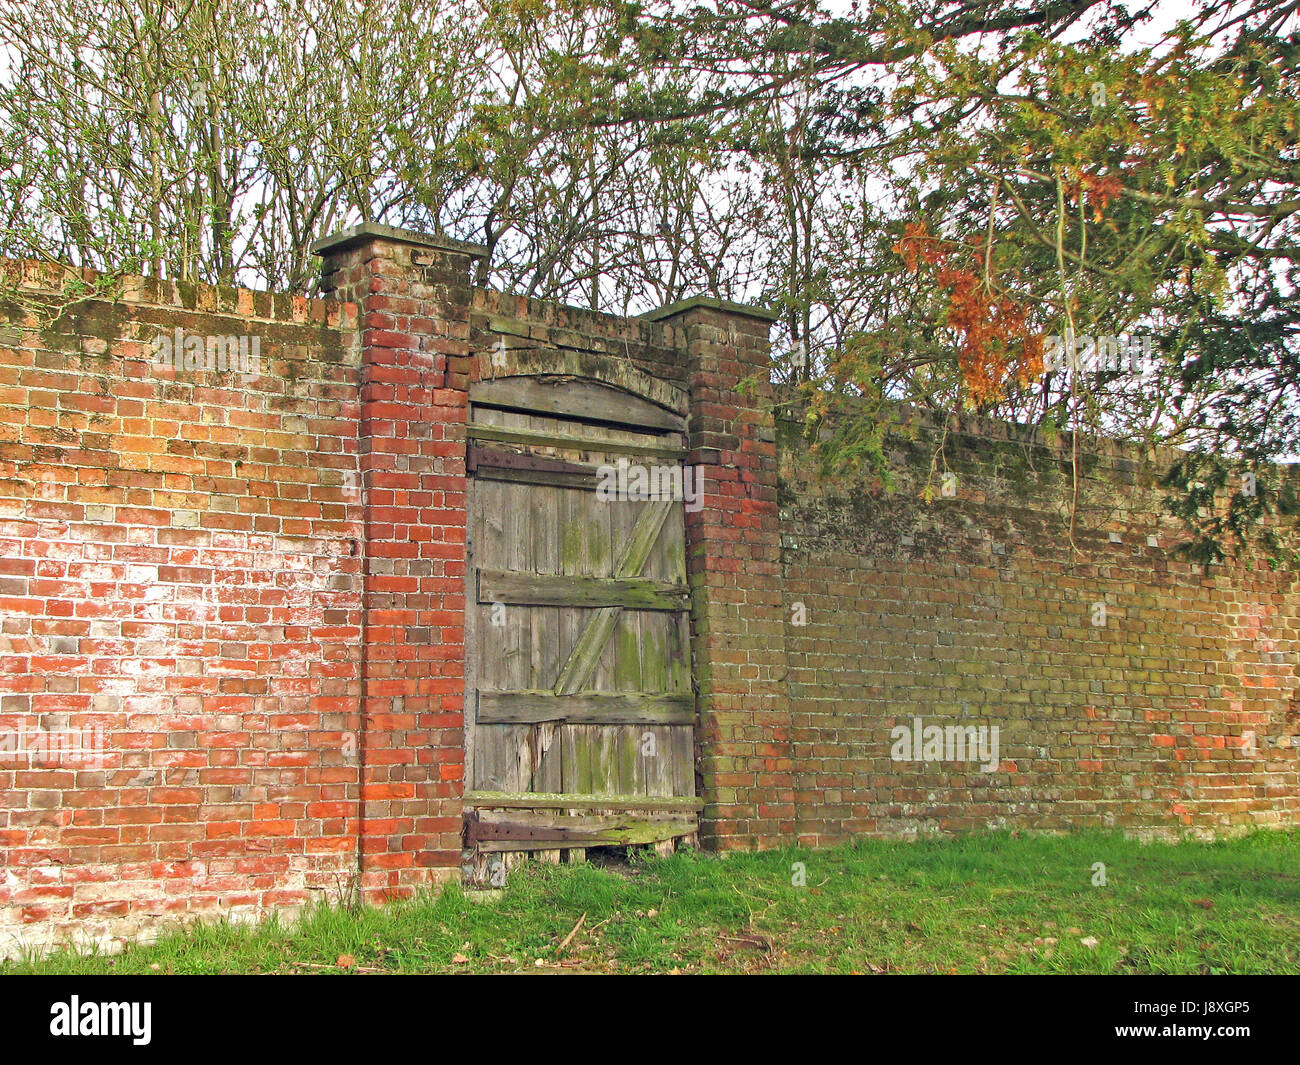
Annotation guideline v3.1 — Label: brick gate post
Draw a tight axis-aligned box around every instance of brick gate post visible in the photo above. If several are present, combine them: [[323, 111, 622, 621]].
[[314, 223, 484, 900], [643, 297, 793, 849]]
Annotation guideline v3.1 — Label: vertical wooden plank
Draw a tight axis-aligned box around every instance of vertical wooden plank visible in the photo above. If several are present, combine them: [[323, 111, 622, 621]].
[[589, 483, 619, 795], [533, 479, 563, 794], [593, 496, 624, 684], [473, 478, 508, 790], [669, 497, 688, 584], [669, 607, 690, 693], [641, 616, 673, 797], [606, 496, 637, 795], [592, 727, 620, 795], [566, 725, 595, 794], [563, 477, 605, 795], [499, 475, 533, 793], [617, 610, 647, 797], [598, 485, 618, 798], [672, 724, 695, 797], [526, 415, 564, 862], [556, 483, 580, 794], [650, 492, 684, 797]]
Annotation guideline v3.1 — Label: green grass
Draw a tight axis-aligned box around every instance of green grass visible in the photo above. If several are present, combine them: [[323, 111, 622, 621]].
[[8, 829, 1300, 974]]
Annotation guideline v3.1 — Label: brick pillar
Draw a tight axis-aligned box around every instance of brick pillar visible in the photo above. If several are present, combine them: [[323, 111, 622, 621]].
[[643, 297, 792, 849], [314, 223, 485, 900]]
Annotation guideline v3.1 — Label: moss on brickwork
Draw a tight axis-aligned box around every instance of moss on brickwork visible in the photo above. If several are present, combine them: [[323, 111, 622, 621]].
[[776, 401, 1300, 847]]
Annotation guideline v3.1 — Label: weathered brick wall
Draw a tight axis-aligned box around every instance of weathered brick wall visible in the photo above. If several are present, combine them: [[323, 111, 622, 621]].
[[2, 233, 1297, 958], [779, 408, 1300, 845], [644, 299, 790, 849], [0, 261, 364, 956], [316, 224, 483, 904]]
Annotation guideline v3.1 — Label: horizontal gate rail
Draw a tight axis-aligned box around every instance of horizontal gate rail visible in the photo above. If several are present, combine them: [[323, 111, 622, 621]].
[[466, 422, 685, 460], [477, 689, 694, 724], [478, 569, 689, 610]]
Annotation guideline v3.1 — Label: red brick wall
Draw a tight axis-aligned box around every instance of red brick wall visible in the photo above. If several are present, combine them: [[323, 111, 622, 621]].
[[316, 224, 483, 903], [0, 261, 364, 955], [644, 299, 792, 849]]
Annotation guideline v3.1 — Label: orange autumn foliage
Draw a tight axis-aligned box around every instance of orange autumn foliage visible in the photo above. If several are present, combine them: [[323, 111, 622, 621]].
[[1071, 172, 1124, 222], [893, 222, 1045, 403]]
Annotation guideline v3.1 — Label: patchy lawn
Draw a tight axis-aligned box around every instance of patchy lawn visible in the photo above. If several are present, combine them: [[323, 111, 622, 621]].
[[8, 830, 1299, 974]]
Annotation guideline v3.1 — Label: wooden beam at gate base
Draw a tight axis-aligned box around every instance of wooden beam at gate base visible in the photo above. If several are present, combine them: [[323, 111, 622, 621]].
[[470, 828, 698, 851], [477, 690, 694, 724], [464, 811, 699, 850], [478, 569, 689, 611]]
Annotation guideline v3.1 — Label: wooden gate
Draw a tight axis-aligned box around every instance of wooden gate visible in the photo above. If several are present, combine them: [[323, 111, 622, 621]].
[[462, 373, 701, 877]]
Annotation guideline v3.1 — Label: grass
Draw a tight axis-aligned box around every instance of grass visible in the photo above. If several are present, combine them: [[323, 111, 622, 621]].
[[7, 829, 1299, 975]]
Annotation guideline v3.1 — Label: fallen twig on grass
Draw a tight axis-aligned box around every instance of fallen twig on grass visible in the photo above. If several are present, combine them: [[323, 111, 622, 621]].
[[557, 912, 587, 953]]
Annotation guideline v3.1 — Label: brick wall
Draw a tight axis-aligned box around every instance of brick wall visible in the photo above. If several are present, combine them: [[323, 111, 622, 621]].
[[1, 231, 1297, 957], [644, 299, 792, 849], [779, 408, 1300, 845], [315, 224, 483, 904], [0, 260, 364, 956]]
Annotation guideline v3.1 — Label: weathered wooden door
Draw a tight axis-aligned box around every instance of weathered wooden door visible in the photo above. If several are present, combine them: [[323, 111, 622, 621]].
[[463, 374, 700, 871]]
